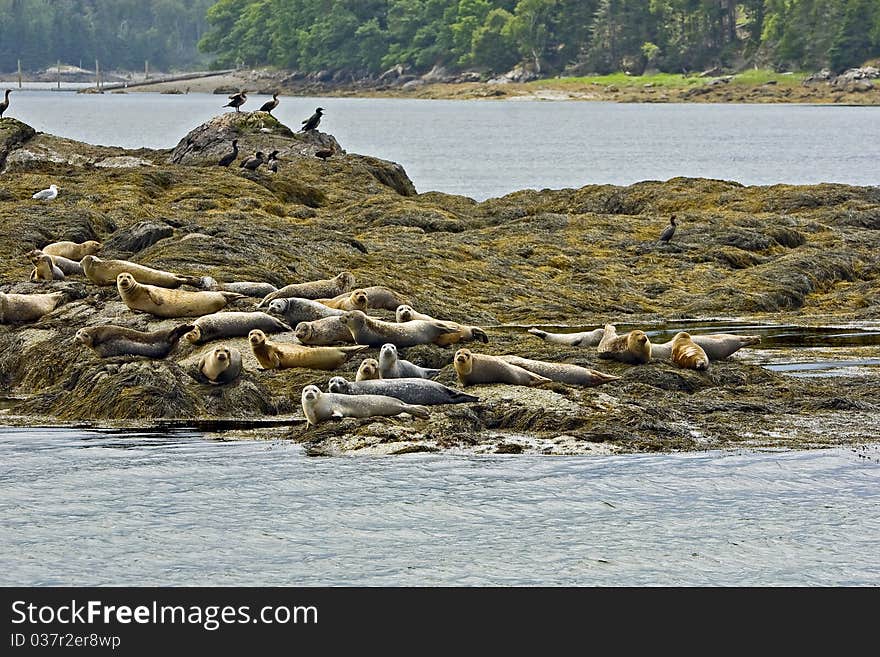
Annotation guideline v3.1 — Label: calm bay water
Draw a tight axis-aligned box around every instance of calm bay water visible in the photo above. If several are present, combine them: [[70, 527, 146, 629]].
[[1, 427, 878, 586], [3, 93, 880, 585], [5, 90, 879, 200]]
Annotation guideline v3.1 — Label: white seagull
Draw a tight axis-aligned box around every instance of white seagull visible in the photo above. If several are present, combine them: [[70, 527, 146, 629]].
[[32, 184, 59, 201]]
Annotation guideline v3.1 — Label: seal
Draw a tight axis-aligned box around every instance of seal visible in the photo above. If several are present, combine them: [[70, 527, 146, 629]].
[[76, 323, 194, 358], [28, 249, 83, 276], [527, 327, 604, 347], [42, 240, 101, 261], [650, 333, 761, 360], [328, 376, 478, 406], [258, 271, 355, 307], [266, 297, 344, 325], [597, 325, 652, 364], [317, 288, 369, 311], [211, 281, 278, 298], [301, 384, 429, 427], [499, 355, 620, 386], [184, 311, 292, 344], [199, 345, 243, 385], [0, 291, 64, 324], [342, 310, 461, 347], [248, 329, 366, 370], [361, 286, 410, 311], [395, 305, 488, 346], [453, 349, 550, 387], [82, 255, 200, 288], [378, 343, 440, 379], [29, 252, 65, 281], [117, 272, 244, 318], [294, 316, 354, 345], [670, 332, 710, 371], [355, 358, 380, 381]]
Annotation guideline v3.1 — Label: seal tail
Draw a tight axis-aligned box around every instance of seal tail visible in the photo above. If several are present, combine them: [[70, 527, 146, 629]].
[[589, 370, 621, 385], [743, 336, 761, 346], [221, 292, 246, 302], [451, 391, 479, 403], [405, 404, 430, 420], [423, 368, 441, 379], [168, 323, 197, 345], [527, 327, 547, 339], [472, 327, 489, 343]]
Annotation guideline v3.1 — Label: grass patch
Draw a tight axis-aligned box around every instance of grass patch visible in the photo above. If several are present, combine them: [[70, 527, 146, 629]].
[[538, 69, 809, 89]]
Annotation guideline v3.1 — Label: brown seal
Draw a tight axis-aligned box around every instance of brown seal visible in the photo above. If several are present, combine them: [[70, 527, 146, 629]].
[[670, 332, 710, 371], [82, 255, 199, 288], [499, 356, 620, 386], [0, 291, 64, 324], [395, 305, 488, 346], [258, 271, 355, 307], [294, 316, 354, 345], [116, 272, 243, 318], [355, 358, 381, 381], [42, 240, 101, 261], [301, 384, 429, 427], [29, 253, 65, 281], [316, 288, 369, 311], [650, 333, 761, 360], [248, 329, 366, 370], [597, 324, 652, 364], [76, 324, 194, 358], [342, 310, 460, 348], [199, 345, 243, 384], [453, 349, 549, 387], [361, 286, 410, 311]]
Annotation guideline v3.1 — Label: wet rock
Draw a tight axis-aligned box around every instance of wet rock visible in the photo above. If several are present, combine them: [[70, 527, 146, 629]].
[[104, 220, 174, 254]]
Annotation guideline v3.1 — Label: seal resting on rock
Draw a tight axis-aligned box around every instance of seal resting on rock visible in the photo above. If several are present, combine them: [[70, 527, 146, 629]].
[[42, 240, 101, 261], [208, 280, 278, 298], [342, 310, 461, 348], [184, 311, 292, 344], [395, 305, 488, 346], [258, 271, 355, 307], [301, 384, 429, 427], [0, 291, 64, 324], [294, 316, 355, 345], [498, 355, 620, 386], [267, 297, 344, 325], [199, 345, 243, 384], [650, 333, 761, 360], [597, 325, 652, 364], [29, 252, 65, 281], [76, 324, 194, 358], [82, 255, 200, 288], [248, 329, 366, 370], [27, 249, 82, 276], [317, 288, 369, 311], [328, 376, 478, 405], [527, 327, 604, 347], [453, 349, 549, 387], [378, 343, 439, 379], [361, 286, 410, 311], [670, 332, 710, 371], [117, 272, 244, 318], [356, 358, 380, 381]]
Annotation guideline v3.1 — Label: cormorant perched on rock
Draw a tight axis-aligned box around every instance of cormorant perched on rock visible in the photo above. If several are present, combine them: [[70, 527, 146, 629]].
[[0, 89, 12, 117], [266, 150, 280, 173], [224, 90, 247, 112], [300, 107, 323, 132], [259, 92, 279, 114], [315, 146, 334, 161], [218, 139, 239, 167], [239, 151, 265, 171], [659, 215, 677, 243]]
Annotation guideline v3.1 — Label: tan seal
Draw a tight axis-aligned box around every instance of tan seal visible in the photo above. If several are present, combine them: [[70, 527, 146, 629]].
[[42, 240, 101, 261], [29, 252, 65, 281], [294, 316, 354, 345], [301, 384, 429, 427], [499, 355, 620, 386], [650, 333, 761, 360], [199, 345, 243, 385], [395, 305, 487, 346], [342, 310, 460, 347], [597, 324, 652, 364], [76, 323, 194, 358], [258, 271, 355, 307], [316, 288, 369, 311], [355, 358, 381, 381], [361, 286, 410, 311], [0, 291, 64, 324], [670, 332, 710, 371], [453, 349, 549, 387], [248, 329, 366, 370], [82, 255, 198, 288], [527, 327, 604, 347], [27, 249, 82, 276], [116, 272, 244, 318]]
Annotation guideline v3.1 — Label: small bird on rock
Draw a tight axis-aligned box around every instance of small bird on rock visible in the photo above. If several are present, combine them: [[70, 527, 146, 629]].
[[300, 107, 323, 132], [218, 139, 239, 167], [259, 92, 279, 114], [659, 215, 677, 244], [224, 90, 247, 112], [239, 151, 265, 171]]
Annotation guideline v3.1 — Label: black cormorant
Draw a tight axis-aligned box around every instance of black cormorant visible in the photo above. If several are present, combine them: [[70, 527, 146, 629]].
[[224, 90, 247, 112], [0, 89, 12, 118], [659, 215, 677, 243], [259, 92, 279, 114], [239, 151, 265, 171], [218, 139, 239, 167], [266, 150, 280, 173], [300, 107, 324, 132], [315, 147, 334, 161]]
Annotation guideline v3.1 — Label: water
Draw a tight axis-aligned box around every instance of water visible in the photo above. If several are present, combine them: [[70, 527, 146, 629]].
[[1, 427, 877, 586], [5, 90, 879, 200]]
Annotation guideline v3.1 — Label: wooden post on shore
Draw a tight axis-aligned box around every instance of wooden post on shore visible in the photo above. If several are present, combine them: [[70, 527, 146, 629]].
[[17, 59, 22, 88], [57, 59, 61, 90], [95, 58, 101, 91], [145, 60, 149, 80]]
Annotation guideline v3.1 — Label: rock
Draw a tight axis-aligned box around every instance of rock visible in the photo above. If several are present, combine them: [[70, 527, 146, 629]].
[[103, 220, 174, 254], [0, 118, 36, 169]]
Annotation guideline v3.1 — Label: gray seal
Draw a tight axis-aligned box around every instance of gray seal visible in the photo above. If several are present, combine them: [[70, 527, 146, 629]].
[[185, 311, 292, 344], [258, 271, 355, 307], [649, 333, 761, 360], [212, 281, 278, 298], [378, 343, 439, 379], [527, 327, 604, 347], [328, 376, 478, 405], [0, 291, 64, 324], [76, 324, 194, 358], [499, 355, 619, 386], [301, 384, 430, 426], [342, 310, 460, 347], [267, 297, 344, 325], [199, 345, 243, 384], [294, 315, 354, 345]]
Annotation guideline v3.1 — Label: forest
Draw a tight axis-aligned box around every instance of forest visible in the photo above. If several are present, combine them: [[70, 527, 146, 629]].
[[1, 0, 878, 76]]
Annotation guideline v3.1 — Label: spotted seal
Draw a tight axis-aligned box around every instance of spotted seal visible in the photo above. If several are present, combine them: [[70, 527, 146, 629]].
[[28, 250, 83, 276], [0, 291, 64, 323], [42, 240, 101, 261], [355, 358, 380, 381], [453, 349, 549, 387], [498, 355, 620, 386], [597, 324, 652, 364], [650, 333, 761, 360], [29, 252, 65, 281], [317, 288, 369, 311], [670, 332, 710, 371], [395, 305, 488, 346], [266, 297, 344, 325], [327, 376, 478, 405], [184, 311, 292, 344], [378, 343, 440, 379], [301, 384, 430, 426], [248, 329, 366, 370], [199, 345, 243, 384], [82, 255, 200, 288], [76, 323, 194, 358], [294, 316, 354, 345], [342, 310, 460, 347], [117, 272, 244, 318], [527, 327, 604, 347], [258, 271, 355, 307]]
